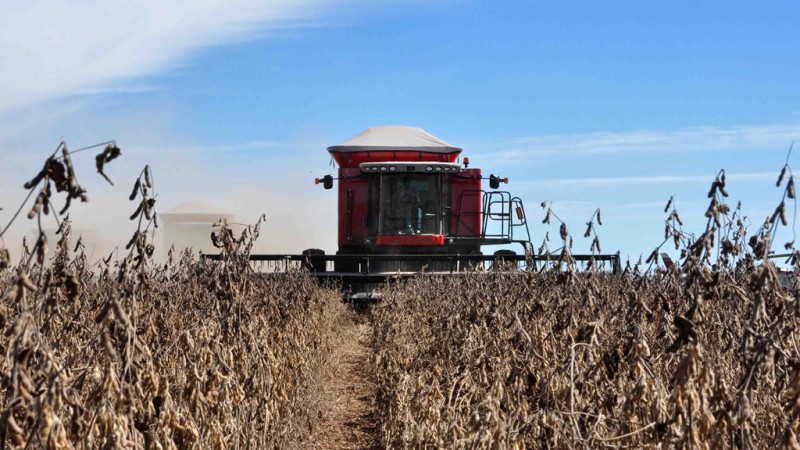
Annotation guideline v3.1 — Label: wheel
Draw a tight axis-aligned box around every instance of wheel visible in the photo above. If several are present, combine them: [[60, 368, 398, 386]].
[[492, 249, 518, 270], [301, 248, 326, 272]]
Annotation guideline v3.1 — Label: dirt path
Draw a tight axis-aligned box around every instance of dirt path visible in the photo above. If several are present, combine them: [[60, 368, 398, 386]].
[[312, 315, 379, 449]]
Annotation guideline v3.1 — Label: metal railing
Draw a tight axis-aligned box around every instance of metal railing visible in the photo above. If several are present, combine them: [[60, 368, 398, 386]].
[[452, 189, 532, 251]]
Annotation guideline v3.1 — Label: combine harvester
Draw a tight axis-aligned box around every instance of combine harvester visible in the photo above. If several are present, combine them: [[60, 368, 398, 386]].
[[207, 126, 620, 300]]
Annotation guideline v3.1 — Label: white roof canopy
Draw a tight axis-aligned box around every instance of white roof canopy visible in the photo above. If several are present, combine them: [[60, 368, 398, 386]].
[[327, 126, 462, 153]]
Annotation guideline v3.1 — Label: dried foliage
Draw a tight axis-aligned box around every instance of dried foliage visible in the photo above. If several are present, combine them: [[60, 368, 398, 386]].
[[0, 224, 345, 449], [371, 153, 800, 449], [371, 265, 799, 448], [0, 142, 348, 449]]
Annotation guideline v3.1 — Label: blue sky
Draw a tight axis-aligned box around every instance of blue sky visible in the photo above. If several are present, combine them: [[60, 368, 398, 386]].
[[1, 1, 799, 263]]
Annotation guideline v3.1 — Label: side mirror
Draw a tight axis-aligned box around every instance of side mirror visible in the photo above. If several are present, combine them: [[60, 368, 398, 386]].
[[488, 174, 509, 190], [315, 175, 334, 190], [489, 174, 500, 189]]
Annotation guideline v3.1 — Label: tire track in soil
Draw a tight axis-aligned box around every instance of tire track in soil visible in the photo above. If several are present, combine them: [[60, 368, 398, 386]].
[[312, 315, 379, 449]]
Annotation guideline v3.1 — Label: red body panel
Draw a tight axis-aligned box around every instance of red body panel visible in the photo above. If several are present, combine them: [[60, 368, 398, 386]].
[[376, 234, 445, 246], [337, 168, 372, 246], [330, 150, 458, 168], [450, 169, 482, 237]]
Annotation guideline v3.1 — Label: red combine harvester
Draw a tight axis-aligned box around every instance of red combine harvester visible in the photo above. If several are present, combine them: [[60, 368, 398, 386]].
[[208, 126, 620, 300]]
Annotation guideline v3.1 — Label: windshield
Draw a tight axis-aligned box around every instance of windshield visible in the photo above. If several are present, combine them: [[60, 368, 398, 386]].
[[379, 174, 447, 235]]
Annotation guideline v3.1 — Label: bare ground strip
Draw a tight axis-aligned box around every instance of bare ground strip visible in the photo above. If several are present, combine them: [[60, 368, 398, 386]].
[[310, 314, 379, 449]]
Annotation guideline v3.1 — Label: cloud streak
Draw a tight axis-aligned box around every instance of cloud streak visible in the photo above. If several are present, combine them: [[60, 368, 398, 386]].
[[520, 171, 777, 188], [477, 124, 800, 161], [0, 0, 347, 112]]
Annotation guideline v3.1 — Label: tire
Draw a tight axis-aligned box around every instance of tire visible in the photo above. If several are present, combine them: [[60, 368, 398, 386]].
[[492, 249, 518, 270], [302, 248, 326, 272]]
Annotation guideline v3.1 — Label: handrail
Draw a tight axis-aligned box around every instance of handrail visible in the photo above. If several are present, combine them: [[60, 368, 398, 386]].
[[455, 189, 532, 248]]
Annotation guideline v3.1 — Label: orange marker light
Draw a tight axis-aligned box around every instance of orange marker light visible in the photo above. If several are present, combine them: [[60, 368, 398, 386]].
[[503, 177, 509, 184], [463, 156, 470, 168], [314, 177, 320, 185]]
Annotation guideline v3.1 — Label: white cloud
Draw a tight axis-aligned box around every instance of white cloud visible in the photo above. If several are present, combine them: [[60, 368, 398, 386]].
[[0, 0, 347, 112], [476, 124, 800, 161], [519, 171, 777, 188]]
